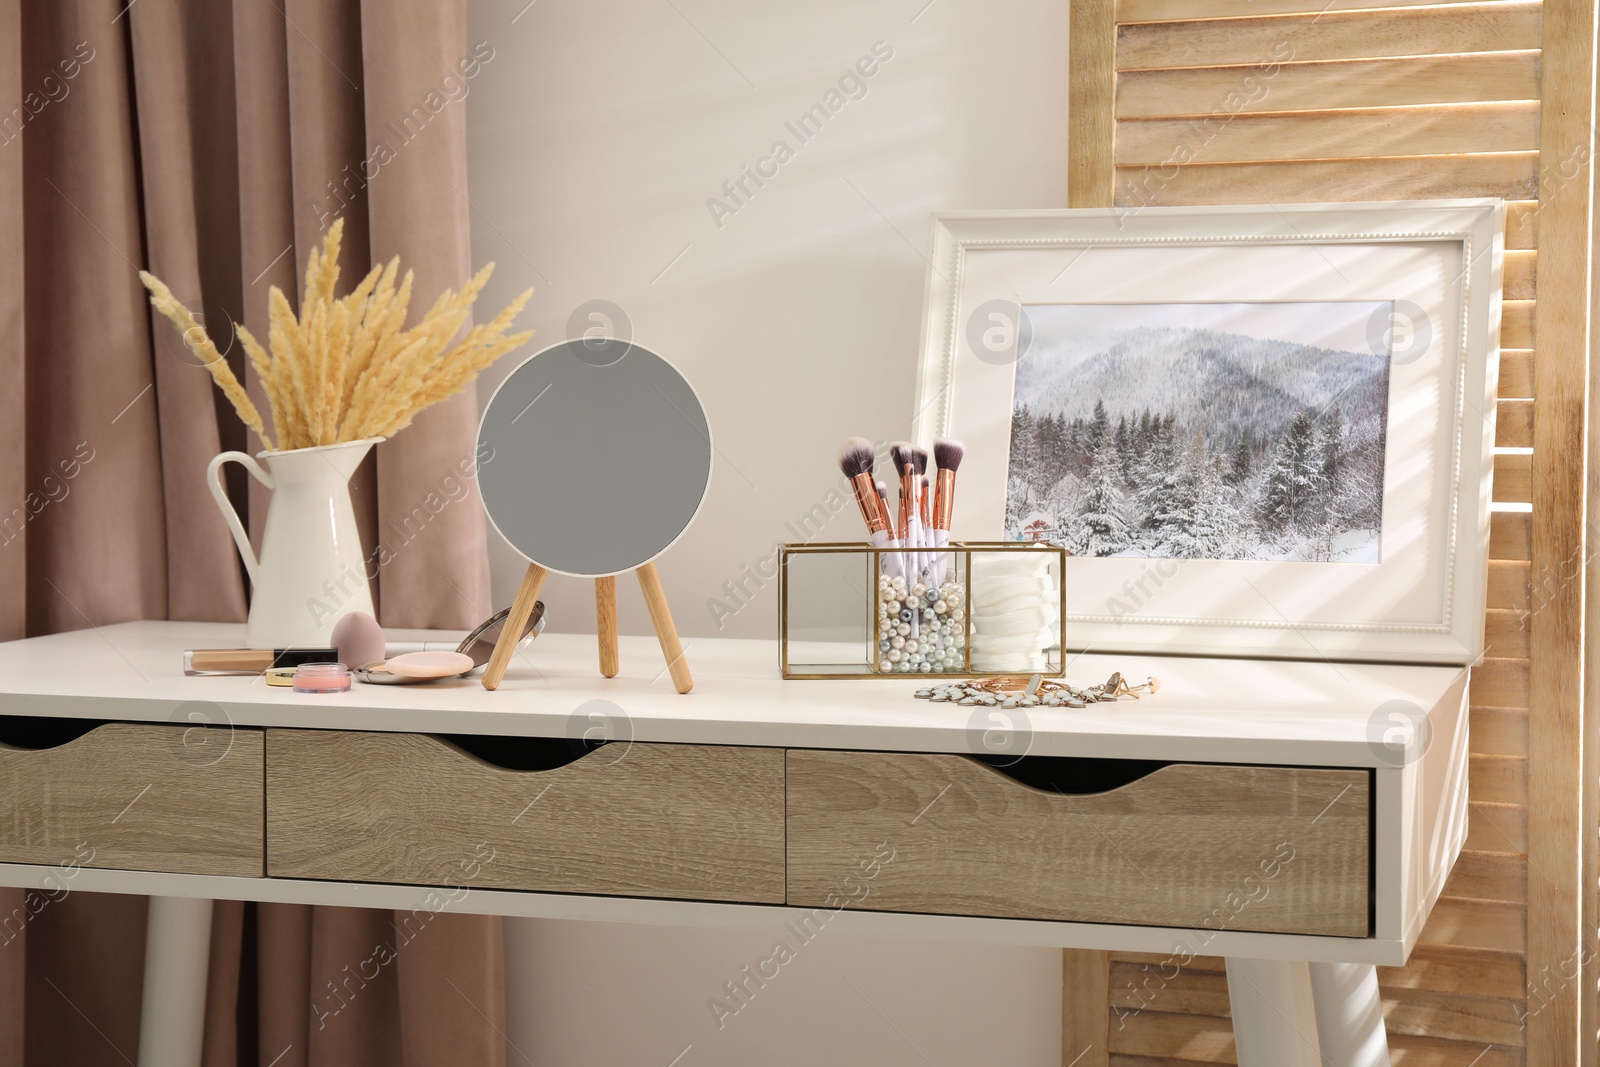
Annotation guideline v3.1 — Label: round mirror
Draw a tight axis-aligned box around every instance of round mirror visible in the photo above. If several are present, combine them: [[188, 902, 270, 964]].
[[477, 338, 712, 577]]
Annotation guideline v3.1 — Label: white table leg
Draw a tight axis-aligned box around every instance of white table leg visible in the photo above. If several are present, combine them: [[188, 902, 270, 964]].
[[1310, 961, 1392, 1067], [1225, 957, 1323, 1067], [137, 896, 212, 1067]]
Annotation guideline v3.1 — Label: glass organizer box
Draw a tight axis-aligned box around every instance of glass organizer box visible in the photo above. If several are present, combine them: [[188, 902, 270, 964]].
[[779, 541, 1067, 678]]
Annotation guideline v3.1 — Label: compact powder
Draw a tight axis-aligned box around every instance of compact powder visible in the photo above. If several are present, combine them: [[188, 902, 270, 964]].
[[264, 666, 298, 687]]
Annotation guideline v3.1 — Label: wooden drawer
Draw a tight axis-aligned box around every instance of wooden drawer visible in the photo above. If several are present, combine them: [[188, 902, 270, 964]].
[[266, 730, 786, 903], [786, 750, 1370, 936], [0, 719, 264, 877]]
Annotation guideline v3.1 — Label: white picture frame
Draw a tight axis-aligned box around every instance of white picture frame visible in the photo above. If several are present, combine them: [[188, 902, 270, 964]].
[[911, 201, 1502, 666]]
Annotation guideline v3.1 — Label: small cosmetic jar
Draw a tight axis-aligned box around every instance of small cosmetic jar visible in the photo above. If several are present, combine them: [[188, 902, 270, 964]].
[[292, 662, 351, 694]]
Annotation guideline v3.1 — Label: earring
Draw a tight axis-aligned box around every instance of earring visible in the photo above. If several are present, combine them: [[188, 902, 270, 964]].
[[1116, 675, 1161, 699]]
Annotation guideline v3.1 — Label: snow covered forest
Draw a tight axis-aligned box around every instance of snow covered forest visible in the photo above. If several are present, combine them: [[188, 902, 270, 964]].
[[1003, 323, 1390, 562]]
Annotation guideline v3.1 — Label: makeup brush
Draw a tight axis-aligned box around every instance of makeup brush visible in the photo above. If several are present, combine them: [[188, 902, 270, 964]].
[[873, 475, 906, 577], [931, 437, 964, 586], [839, 437, 900, 576], [913, 445, 930, 581], [891, 442, 922, 636], [889, 442, 915, 545]]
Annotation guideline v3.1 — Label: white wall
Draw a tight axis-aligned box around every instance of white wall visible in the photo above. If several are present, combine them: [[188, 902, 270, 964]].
[[465, 0, 1071, 1062], [465, 0, 1071, 643]]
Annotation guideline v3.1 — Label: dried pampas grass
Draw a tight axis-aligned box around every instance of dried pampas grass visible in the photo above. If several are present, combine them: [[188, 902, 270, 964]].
[[140, 217, 534, 452]]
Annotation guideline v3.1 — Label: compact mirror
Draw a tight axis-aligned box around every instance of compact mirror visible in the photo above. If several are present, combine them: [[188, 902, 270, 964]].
[[476, 338, 711, 692]]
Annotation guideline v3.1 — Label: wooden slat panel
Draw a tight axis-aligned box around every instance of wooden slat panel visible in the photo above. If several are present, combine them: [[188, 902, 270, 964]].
[[1487, 561, 1531, 611], [1116, 53, 1542, 119], [1114, 153, 1539, 207], [1384, 1037, 1523, 1067], [1117, 4, 1540, 70], [1491, 511, 1532, 560], [1112, 952, 1227, 974], [1445, 850, 1528, 903], [1072, 0, 1118, 208], [1497, 398, 1533, 447], [1116, 103, 1538, 166], [1468, 801, 1530, 854], [1066, 951, 1111, 1067], [1385, 988, 1527, 1046], [1494, 452, 1532, 504], [1380, 947, 1526, 1000], [1471, 754, 1530, 806], [1485, 610, 1530, 658], [1109, 966, 1232, 1016], [1502, 300, 1536, 348], [1108, 1010, 1235, 1061], [1085, 5, 1570, 1060], [1506, 200, 1539, 249], [1504, 251, 1537, 300], [1472, 705, 1530, 757], [1112, 957, 1528, 1043], [1100, 1049, 1523, 1067], [1419, 896, 1527, 953], [1118, 0, 1527, 23], [1525, 0, 1595, 1058], [1498, 350, 1534, 398]]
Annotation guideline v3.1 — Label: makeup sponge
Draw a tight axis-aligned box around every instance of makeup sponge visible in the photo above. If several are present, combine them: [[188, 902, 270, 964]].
[[385, 650, 475, 679], [332, 611, 386, 669]]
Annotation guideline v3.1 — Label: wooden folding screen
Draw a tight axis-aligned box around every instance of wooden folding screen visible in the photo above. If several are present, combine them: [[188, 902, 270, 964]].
[[1062, 0, 1597, 1063]]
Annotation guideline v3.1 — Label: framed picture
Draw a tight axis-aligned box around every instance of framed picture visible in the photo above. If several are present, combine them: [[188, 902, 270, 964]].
[[911, 201, 1502, 665]]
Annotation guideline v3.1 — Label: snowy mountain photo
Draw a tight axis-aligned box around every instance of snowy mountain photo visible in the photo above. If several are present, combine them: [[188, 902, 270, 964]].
[[1004, 302, 1392, 563]]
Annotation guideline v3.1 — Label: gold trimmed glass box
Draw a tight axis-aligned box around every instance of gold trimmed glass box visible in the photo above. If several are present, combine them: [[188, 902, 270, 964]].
[[779, 541, 1067, 679]]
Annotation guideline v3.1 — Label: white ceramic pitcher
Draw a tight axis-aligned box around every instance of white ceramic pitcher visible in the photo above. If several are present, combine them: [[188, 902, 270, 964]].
[[206, 438, 381, 648]]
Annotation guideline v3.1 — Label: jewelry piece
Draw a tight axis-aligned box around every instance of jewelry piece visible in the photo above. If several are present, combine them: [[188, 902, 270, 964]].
[[912, 672, 1160, 708]]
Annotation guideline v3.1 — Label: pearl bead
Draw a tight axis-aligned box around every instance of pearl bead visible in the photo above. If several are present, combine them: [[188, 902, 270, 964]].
[[905, 639, 918, 654], [887, 649, 901, 662], [891, 636, 905, 649], [897, 622, 911, 636]]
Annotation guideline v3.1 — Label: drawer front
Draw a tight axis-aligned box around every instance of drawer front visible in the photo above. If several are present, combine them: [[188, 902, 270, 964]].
[[266, 730, 786, 903], [787, 750, 1369, 936], [0, 721, 264, 877]]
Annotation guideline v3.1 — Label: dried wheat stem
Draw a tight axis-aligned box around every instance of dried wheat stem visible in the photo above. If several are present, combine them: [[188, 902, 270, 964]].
[[139, 271, 274, 450]]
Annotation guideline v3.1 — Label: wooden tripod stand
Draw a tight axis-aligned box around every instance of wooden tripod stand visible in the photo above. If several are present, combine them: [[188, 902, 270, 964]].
[[480, 561, 693, 693]]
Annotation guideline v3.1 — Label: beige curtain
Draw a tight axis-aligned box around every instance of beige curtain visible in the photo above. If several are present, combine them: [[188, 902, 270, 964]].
[[0, 0, 506, 1063]]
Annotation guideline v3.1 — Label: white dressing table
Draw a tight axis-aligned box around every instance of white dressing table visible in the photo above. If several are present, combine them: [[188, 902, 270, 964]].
[[0, 620, 1469, 1067]]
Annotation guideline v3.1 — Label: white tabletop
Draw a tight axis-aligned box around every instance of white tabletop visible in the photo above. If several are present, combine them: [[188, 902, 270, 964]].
[[0, 621, 1466, 767]]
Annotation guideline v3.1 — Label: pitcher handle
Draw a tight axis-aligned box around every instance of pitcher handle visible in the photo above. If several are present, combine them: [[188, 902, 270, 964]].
[[206, 451, 272, 586]]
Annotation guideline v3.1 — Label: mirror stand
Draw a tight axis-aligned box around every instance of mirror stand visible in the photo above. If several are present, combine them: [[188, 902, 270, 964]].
[[481, 562, 694, 694]]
